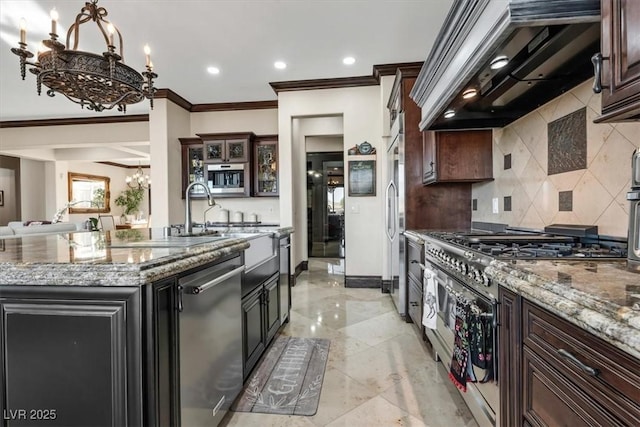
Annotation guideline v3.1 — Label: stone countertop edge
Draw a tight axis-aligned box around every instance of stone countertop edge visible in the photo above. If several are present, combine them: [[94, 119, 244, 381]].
[[0, 240, 250, 288], [486, 260, 640, 360]]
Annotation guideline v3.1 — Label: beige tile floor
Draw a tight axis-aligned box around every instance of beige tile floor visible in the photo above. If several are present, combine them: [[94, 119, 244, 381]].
[[221, 258, 478, 427]]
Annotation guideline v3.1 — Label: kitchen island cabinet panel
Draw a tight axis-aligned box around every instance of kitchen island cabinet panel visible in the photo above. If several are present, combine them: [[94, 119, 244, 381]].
[[241, 285, 266, 378], [0, 286, 142, 427], [498, 287, 521, 427]]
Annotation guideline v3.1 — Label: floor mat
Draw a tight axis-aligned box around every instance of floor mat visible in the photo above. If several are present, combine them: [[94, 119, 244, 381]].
[[232, 336, 330, 416]]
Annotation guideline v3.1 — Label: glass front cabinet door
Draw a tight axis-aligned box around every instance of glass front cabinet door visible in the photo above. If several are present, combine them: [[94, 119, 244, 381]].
[[179, 137, 206, 199], [254, 138, 278, 196]]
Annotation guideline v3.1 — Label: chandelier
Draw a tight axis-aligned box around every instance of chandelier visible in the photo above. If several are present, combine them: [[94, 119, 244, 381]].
[[10, 0, 157, 113], [125, 164, 150, 190]]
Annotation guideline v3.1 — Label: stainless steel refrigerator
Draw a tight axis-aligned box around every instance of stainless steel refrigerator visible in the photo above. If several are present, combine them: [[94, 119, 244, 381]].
[[386, 113, 406, 317]]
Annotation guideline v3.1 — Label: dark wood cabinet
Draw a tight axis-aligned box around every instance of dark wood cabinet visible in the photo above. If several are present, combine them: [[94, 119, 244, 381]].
[[389, 65, 474, 231], [253, 136, 279, 196], [596, 0, 640, 122], [499, 289, 640, 427], [498, 287, 521, 427], [241, 273, 281, 379], [242, 285, 266, 379], [143, 278, 180, 427], [0, 286, 143, 427], [179, 137, 205, 199], [422, 130, 493, 185], [198, 133, 252, 164]]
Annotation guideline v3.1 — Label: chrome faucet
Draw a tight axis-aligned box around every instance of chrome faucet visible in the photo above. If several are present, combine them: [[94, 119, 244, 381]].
[[185, 182, 216, 233]]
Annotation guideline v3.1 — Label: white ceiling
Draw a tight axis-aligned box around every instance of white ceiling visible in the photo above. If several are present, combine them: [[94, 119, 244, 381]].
[[0, 0, 453, 164]]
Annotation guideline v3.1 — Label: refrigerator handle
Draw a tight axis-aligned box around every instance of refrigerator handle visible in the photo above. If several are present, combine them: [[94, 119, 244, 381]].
[[385, 181, 393, 241], [388, 181, 397, 240]]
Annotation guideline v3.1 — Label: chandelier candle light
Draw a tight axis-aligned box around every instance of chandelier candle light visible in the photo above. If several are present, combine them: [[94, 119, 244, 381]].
[[126, 164, 151, 190], [11, 0, 157, 112]]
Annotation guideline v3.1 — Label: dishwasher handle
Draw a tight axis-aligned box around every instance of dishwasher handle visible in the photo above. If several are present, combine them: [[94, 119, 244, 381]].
[[187, 265, 245, 295]]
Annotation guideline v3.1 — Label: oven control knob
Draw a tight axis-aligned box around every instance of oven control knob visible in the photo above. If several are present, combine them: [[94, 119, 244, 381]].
[[459, 263, 468, 274]]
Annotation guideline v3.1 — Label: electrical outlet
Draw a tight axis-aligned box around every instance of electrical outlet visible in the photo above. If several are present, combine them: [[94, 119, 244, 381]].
[[492, 198, 499, 214]]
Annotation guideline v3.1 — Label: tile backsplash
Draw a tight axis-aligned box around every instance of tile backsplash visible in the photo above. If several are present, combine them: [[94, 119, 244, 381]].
[[472, 80, 640, 238]]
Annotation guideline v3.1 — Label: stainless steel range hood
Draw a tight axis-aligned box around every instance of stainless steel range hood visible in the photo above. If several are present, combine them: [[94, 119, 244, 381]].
[[410, 0, 601, 131]]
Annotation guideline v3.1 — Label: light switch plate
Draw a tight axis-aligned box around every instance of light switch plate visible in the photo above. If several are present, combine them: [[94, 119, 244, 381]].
[[492, 198, 499, 214]]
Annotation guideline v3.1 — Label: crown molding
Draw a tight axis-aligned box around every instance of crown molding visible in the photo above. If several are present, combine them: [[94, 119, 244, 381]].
[[191, 100, 278, 112], [270, 62, 424, 93], [154, 88, 193, 111], [0, 114, 149, 129]]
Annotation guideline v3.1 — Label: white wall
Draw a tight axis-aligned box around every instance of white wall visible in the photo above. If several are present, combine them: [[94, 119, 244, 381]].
[[306, 136, 343, 153], [278, 86, 385, 277], [19, 158, 46, 221]]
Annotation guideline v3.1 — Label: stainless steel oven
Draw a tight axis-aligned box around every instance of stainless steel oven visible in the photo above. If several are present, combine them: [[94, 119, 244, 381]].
[[206, 163, 249, 196], [423, 241, 499, 427]]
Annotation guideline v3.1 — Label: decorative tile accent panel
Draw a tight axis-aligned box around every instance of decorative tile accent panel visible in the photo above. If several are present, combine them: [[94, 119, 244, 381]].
[[472, 80, 640, 238], [504, 196, 512, 212], [504, 153, 512, 170], [548, 107, 587, 175], [472, 199, 478, 211], [559, 191, 573, 211]]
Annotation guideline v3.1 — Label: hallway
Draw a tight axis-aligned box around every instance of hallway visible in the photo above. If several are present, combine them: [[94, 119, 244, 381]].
[[222, 258, 478, 427]]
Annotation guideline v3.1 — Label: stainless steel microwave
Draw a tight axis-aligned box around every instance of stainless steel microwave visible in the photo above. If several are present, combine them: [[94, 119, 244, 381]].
[[206, 163, 250, 196]]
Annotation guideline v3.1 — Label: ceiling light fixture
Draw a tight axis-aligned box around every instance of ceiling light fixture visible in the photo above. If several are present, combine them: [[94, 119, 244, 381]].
[[444, 109, 455, 119], [207, 66, 220, 75], [274, 61, 287, 70], [10, 0, 157, 113], [125, 164, 151, 190], [490, 55, 509, 70], [462, 88, 477, 99], [343, 56, 355, 65]]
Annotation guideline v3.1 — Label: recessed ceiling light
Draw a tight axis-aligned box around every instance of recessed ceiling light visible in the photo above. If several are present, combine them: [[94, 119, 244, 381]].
[[274, 61, 287, 70], [444, 109, 455, 119], [343, 56, 355, 65], [207, 66, 220, 75], [462, 88, 477, 99], [490, 55, 509, 70]]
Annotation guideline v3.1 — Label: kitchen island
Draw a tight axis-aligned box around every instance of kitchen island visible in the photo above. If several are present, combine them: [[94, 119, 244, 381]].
[[0, 227, 290, 427]]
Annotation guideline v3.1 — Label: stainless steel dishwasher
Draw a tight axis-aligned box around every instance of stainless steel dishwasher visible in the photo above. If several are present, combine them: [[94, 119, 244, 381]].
[[178, 255, 244, 427]]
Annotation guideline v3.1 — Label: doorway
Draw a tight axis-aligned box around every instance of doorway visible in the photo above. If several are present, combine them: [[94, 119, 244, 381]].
[[306, 152, 344, 258]]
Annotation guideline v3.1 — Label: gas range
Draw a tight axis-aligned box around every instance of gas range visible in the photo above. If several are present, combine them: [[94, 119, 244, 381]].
[[423, 227, 628, 298]]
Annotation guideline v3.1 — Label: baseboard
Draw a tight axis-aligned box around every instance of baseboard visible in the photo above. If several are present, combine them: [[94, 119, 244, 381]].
[[345, 275, 382, 289], [381, 279, 392, 293], [294, 261, 308, 277]]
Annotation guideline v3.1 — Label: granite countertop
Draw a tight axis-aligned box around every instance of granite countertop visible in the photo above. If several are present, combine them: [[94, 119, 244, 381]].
[[0, 228, 252, 287], [486, 259, 640, 359]]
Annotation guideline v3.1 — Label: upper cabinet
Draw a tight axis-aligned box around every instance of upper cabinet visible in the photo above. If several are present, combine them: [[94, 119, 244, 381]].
[[198, 133, 253, 163], [594, 0, 640, 122], [422, 130, 493, 185], [179, 137, 206, 199], [253, 136, 279, 197]]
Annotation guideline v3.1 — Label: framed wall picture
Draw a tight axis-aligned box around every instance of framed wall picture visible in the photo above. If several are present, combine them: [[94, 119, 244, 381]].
[[348, 160, 376, 196], [0, 190, 3, 206]]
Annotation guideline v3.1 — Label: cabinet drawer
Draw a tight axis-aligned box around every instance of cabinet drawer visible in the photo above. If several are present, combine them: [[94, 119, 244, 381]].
[[407, 277, 422, 327], [522, 347, 621, 427], [522, 301, 640, 425]]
